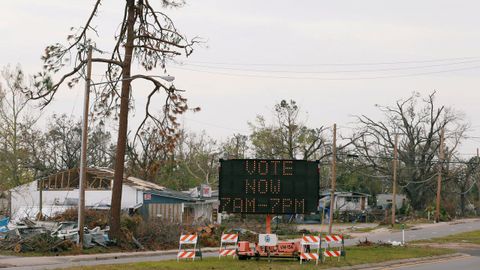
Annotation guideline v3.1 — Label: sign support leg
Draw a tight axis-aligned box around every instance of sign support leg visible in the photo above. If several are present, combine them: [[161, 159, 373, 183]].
[[266, 214, 271, 234]]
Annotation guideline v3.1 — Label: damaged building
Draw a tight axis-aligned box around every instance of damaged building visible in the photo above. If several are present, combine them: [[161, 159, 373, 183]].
[[7, 168, 219, 224]]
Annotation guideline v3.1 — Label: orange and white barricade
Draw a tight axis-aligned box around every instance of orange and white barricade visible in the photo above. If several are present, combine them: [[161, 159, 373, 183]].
[[300, 235, 321, 265], [177, 233, 200, 261], [321, 234, 345, 262], [219, 233, 238, 259]]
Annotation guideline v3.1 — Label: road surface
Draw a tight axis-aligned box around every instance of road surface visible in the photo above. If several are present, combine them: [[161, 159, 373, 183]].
[[1, 219, 479, 269], [374, 253, 480, 270]]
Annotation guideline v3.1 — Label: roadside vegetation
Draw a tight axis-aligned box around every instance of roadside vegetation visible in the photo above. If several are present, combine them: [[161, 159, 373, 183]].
[[60, 246, 453, 270], [413, 230, 480, 245]]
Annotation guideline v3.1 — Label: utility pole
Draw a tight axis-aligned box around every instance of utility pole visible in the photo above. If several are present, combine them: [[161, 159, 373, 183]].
[[476, 148, 479, 214], [328, 124, 337, 234], [391, 134, 398, 227], [78, 46, 93, 248], [435, 128, 445, 223], [38, 180, 43, 221]]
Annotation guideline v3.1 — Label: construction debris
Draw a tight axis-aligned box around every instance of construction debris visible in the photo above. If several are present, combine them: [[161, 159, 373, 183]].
[[0, 218, 110, 253]]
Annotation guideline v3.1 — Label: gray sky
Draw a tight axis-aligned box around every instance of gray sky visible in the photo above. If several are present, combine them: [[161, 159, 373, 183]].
[[1, 0, 479, 156]]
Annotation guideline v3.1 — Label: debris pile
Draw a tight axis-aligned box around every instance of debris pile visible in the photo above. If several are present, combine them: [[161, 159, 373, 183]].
[[356, 237, 404, 247], [0, 218, 110, 253]]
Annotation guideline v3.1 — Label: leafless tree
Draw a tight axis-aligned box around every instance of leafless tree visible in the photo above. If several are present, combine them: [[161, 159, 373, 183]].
[[350, 92, 468, 210], [182, 131, 219, 186]]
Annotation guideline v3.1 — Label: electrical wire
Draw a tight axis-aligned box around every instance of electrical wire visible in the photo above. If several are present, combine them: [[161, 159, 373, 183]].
[[170, 64, 480, 81], [176, 59, 480, 74], [183, 56, 480, 67]]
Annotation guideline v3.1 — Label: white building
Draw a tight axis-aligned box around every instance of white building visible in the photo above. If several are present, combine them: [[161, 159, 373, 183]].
[[319, 191, 371, 212], [9, 167, 166, 221], [376, 193, 407, 210]]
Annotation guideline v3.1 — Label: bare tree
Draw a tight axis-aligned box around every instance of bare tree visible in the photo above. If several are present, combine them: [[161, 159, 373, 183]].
[[125, 123, 171, 182], [26, 0, 198, 238], [0, 65, 38, 188], [182, 131, 219, 186], [350, 92, 467, 210]]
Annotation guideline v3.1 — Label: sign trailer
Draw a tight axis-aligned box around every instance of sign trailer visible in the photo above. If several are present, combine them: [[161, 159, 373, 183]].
[[219, 159, 320, 261], [219, 159, 319, 214]]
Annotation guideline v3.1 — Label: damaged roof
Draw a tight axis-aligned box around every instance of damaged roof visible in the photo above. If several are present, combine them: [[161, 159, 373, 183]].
[[93, 167, 166, 191]]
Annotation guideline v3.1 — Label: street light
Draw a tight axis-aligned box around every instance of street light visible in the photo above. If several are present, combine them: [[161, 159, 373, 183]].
[[90, 75, 175, 86], [77, 48, 175, 247]]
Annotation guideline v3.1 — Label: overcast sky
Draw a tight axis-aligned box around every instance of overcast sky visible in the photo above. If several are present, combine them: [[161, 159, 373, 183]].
[[1, 0, 479, 156]]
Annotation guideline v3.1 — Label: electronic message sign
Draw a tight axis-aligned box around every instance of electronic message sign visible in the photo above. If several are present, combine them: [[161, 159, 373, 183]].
[[219, 159, 319, 214]]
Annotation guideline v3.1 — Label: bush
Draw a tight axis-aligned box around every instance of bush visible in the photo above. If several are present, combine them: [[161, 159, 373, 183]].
[[133, 218, 184, 250]]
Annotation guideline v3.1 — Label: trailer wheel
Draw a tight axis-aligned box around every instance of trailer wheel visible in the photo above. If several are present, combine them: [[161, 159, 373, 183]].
[[238, 255, 248, 260]]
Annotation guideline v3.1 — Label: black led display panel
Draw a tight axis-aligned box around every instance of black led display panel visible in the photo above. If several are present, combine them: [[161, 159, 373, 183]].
[[219, 159, 319, 214]]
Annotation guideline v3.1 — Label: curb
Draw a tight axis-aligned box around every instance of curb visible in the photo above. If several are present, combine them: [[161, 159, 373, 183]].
[[334, 252, 467, 269], [68, 247, 219, 262]]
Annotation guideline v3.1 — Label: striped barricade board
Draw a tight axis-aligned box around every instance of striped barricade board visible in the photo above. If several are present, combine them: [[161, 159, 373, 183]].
[[179, 234, 198, 245], [324, 234, 343, 243], [221, 233, 239, 243], [219, 249, 236, 256], [177, 251, 196, 259], [323, 250, 341, 257], [301, 235, 320, 247], [300, 252, 320, 260]]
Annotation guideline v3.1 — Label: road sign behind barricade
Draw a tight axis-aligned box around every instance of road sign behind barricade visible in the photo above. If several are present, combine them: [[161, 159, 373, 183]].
[[258, 234, 278, 247], [219, 232, 239, 259], [321, 234, 345, 263], [177, 233, 200, 261], [300, 234, 321, 265]]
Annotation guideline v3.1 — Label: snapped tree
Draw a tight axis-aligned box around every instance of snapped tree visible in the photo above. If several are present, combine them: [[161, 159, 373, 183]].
[[26, 0, 198, 239]]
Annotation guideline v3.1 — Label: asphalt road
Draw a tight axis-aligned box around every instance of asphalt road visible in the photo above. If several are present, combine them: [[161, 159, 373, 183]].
[[1, 219, 480, 270], [344, 218, 480, 246], [379, 255, 480, 270]]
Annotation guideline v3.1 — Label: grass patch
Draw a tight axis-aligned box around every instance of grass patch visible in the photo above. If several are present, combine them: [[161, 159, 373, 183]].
[[61, 246, 453, 270], [414, 230, 480, 245]]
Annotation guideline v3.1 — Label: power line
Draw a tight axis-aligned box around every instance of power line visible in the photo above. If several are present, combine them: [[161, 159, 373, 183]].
[[182, 116, 248, 134], [183, 56, 480, 67], [176, 59, 480, 74], [170, 64, 480, 81]]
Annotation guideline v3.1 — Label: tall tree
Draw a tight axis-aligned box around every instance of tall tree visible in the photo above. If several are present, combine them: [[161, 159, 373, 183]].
[[249, 99, 328, 160], [350, 92, 467, 210], [222, 133, 249, 159], [0, 65, 38, 188], [181, 131, 219, 186], [27, 0, 198, 239]]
